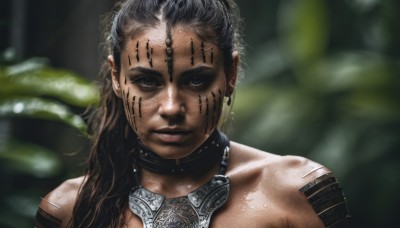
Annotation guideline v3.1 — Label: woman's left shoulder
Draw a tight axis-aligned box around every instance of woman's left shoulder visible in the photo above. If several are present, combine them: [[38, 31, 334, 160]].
[[272, 154, 332, 188], [229, 142, 352, 227], [229, 142, 331, 185]]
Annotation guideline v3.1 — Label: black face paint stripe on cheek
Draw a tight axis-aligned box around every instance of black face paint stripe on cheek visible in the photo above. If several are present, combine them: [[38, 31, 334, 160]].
[[132, 96, 137, 131], [211, 48, 214, 64], [136, 41, 140, 62], [124, 90, 133, 128], [211, 92, 216, 130], [198, 95, 202, 114], [125, 90, 130, 113], [128, 54, 131, 66], [205, 96, 209, 134], [139, 97, 142, 118], [217, 89, 223, 124]]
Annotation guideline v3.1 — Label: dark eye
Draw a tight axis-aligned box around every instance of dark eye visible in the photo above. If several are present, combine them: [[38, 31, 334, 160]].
[[132, 75, 161, 88], [183, 75, 210, 88]]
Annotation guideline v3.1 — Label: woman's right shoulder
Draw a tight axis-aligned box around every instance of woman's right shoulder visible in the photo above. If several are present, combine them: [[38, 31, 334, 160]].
[[35, 176, 86, 228]]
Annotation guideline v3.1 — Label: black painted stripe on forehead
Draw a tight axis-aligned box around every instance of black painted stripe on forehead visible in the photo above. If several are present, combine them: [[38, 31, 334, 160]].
[[136, 41, 140, 62], [191, 38, 195, 65], [165, 36, 174, 82]]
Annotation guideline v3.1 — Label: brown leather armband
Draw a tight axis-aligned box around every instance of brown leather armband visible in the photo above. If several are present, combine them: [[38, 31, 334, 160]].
[[35, 207, 62, 228], [300, 173, 352, 228]]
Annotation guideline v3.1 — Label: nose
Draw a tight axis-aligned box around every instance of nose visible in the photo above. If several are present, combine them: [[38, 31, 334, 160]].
[[159, 86, 184, 121]]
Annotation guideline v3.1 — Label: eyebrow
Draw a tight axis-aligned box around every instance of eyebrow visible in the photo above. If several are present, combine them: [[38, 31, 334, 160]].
[[181, 66, 215, 77], [127, 67, 163, 78], [127, 66, 214, 78]]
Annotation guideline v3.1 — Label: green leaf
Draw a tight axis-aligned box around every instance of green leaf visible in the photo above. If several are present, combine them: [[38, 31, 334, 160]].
[[0, 58, 99, 107], [0, 97, 87, 134], [0, 139, 62, 177]]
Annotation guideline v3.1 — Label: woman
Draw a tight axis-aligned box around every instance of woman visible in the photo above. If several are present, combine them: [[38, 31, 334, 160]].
[[35, 0, 351, 227]]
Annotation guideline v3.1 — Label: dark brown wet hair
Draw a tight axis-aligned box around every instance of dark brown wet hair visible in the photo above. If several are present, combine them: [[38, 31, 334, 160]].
[[69, 0, 244, 227]]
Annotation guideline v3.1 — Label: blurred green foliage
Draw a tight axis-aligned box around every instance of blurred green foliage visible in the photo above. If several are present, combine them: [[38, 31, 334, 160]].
[[0, 58, 98, 227], [232, 0, 400, 227]]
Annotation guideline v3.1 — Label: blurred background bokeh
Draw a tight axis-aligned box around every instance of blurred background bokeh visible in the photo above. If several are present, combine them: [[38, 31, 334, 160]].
[[0, 0, 399, 227]]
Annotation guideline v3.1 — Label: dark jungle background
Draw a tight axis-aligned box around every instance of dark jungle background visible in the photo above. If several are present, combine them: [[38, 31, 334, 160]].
[[1, 0, 399, 227]]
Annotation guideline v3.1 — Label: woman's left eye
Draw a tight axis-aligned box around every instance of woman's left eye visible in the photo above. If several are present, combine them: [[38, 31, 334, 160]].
[[183, 75, 209, 87]]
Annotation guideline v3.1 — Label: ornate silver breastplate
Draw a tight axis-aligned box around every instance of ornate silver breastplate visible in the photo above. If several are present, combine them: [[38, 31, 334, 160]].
[[128, 175, 230, 228]]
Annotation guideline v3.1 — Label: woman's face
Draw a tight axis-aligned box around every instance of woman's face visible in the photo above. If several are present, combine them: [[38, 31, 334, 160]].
[[110, 24, 236, 159]]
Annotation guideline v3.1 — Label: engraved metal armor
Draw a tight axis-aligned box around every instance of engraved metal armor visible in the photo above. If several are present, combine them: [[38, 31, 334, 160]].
[[129, 175, 230, 228]]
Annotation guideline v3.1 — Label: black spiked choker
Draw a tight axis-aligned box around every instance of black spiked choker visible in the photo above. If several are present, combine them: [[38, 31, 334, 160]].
[[135, 130, 229, 175]]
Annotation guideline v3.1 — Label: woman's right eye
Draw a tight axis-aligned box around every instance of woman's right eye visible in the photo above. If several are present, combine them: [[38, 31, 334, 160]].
[[131, 75, 161, 88]]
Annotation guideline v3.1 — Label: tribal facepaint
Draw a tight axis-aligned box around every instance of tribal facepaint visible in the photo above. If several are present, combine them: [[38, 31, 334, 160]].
[[123, 90, 134, 130], [122, 90, 139, 132], [200, 90, 223, 134], [201, 42, 206, 63], [217, 89, 223, 125], [132, 96, 137, 131], [136, 41, 140, 62], [165, 36, 173, 82], [146, 40, 153, 68], [150, 48, 154, 67], [198, 95, 202, 114], [210, 48, 214, 64], [138, 97, 143, 118], [191, 38, 195, 65], [205, 96, 209, 134], [211, 92, 216, 130]]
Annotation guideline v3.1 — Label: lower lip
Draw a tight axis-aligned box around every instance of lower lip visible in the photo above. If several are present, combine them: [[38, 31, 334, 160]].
[[154, 132, 190, 143]]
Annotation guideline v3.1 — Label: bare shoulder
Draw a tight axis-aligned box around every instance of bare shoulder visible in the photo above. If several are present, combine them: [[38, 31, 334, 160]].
[[228, 142, 331, 192], [228, 142, 351, 227], [36, 176, 85, 227]]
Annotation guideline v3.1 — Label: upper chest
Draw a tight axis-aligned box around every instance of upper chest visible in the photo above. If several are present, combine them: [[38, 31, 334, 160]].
[[123, 201, 289, 228], [123, 181, 291, 228]]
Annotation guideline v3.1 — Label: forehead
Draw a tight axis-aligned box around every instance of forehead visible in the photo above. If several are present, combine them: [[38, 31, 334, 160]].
[[125, 24, 218, 51]]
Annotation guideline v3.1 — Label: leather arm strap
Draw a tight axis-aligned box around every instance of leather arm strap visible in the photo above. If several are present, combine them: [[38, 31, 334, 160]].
[[300, 173, 352, 228], [35, 207, 62, 228]]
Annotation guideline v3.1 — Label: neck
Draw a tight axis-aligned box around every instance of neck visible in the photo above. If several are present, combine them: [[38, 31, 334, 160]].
[[139, 166, 219, 198], [135, 129, 229, 176]]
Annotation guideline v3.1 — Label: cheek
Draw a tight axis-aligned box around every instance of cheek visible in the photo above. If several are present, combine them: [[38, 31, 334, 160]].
[[197, 88, 224, 134], [121, 87, 143, 132]]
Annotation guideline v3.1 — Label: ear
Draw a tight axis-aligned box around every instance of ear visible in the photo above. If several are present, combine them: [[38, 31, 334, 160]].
[[108, 55, 122, 98], [226, 51, 239, 96]]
